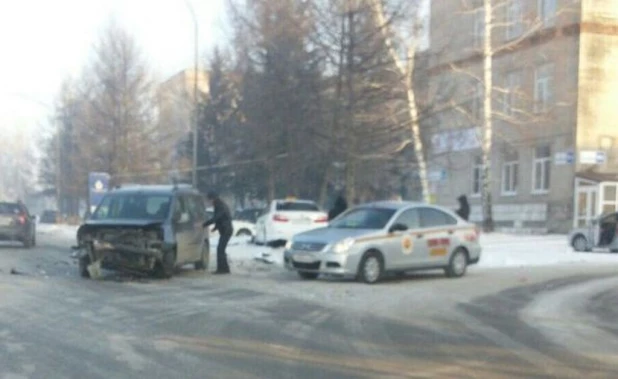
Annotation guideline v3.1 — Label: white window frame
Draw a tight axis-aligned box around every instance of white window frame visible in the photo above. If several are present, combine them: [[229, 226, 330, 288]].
[[473, 8, 485, 47], [506, 0, 524, 40], [501, 157, 519, 196], [503, 70, 522, 116], [532, 146, 551, 194], [534, 64, 554, 113], [538, 0, 557, 27], [472, 156, 483, 197]]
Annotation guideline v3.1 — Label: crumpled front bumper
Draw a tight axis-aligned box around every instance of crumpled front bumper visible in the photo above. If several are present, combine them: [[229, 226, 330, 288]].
[[73, 240, 168, 271]]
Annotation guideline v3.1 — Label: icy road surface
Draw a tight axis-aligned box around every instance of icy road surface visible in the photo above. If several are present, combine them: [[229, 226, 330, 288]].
[[1, 225, 616, 378]]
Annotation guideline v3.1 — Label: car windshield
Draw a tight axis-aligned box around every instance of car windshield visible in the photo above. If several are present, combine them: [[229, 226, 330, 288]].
[[91, 193, 172, 221], [276, 201, 319, 212], [329, 207, 396, 230]]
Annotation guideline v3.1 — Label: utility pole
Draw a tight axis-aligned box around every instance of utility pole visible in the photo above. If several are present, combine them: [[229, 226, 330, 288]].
[[184, 0, 199, 188], [56, 121, 62, 213]]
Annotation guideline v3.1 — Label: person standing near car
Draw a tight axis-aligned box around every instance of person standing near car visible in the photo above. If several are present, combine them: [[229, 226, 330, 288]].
[[328, 194, 348, 221], [203, 191, 234, 274]]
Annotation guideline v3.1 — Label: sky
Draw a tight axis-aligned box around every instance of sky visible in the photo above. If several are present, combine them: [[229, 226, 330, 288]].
[[0, 0, 227, 140]]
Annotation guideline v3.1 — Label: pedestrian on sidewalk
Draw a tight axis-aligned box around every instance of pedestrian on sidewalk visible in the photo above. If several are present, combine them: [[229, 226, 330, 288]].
[[203, 191, 234, 275], [455, 195, 470, 221]]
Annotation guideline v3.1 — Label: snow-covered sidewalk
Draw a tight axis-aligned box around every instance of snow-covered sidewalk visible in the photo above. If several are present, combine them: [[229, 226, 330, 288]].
[[477, 233, 618, 268]]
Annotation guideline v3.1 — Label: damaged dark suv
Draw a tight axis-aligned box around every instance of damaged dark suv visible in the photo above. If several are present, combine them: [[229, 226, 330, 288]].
[[75, 184, 210, 279]]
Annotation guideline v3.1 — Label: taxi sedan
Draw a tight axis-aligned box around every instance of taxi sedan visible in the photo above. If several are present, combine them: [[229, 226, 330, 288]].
[[284, 201, 481, 284]]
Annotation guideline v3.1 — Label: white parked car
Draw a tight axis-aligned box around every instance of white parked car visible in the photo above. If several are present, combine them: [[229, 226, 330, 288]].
[[254, 198, 328, 246], [205, 207, 256, 237]]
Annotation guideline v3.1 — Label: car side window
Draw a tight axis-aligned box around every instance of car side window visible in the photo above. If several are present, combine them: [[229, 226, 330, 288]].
[[395, 209, 420, 229], [420, 208, 457, 228], [173, 196, 190, 221], [188, 196, 206, 221]]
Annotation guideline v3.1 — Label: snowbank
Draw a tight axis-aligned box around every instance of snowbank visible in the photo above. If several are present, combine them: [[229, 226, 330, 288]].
[[37, 224, 79, 241], [477, 233, 618, 268]]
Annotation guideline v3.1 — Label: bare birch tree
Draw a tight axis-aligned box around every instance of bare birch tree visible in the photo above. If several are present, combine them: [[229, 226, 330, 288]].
[[370, 0, 430, 202]]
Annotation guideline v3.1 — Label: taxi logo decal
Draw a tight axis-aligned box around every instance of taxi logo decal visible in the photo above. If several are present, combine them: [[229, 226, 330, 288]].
[[401, 237, 413, 255], [427, 238, 450, 256]]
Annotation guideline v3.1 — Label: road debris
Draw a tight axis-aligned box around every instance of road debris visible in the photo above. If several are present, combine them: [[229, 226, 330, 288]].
[[87, 260, 103, 279], [10, 268, 28, 276]]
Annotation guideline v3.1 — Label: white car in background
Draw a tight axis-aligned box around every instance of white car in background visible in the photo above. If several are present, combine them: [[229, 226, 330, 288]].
[[206, 207, 256, 238], [254, 198, 328, 246]]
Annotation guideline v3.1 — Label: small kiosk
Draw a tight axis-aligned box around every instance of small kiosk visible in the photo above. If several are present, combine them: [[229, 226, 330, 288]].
[[574, 172, 618, 228]]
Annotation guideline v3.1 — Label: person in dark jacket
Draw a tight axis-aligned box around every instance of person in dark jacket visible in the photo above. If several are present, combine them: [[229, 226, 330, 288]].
[[455, 195, 470, 221], [203, 191, 234, 274], [328, 195, 348, 221]]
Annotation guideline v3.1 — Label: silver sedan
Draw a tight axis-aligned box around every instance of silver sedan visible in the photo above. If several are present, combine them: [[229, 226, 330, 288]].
[[284, 201, 482, 284]]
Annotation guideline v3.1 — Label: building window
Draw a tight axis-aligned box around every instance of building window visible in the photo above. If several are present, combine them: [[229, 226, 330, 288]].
[[472, 156, 483, 196], [501, 152, 519, 195], [532, 145, 551, 193], [534, 64, 554, 113], [503, 70, 522, 116], [473, 8, 485, 47], [539, 0, 556, 27], [506, 0, 523, 40]]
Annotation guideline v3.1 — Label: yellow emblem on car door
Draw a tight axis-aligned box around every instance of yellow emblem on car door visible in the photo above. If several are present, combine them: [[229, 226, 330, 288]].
[[402, 236, 413, 255]]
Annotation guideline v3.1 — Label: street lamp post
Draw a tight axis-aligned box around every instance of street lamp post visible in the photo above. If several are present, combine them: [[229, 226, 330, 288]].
[[184, 0, 199, 188]]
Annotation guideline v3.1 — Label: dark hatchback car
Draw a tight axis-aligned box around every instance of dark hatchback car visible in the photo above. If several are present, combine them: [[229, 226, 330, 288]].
[[75, 184, 210, 279], [40, 210, 59, 224], [0, 201, 36, 248]]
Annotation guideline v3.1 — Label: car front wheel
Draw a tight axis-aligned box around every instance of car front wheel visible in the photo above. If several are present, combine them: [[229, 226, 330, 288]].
[[572, 235, 589, 252], [358, 251, 384, 284], [155, 250, 176, 279], [79, 254, 91, 278]]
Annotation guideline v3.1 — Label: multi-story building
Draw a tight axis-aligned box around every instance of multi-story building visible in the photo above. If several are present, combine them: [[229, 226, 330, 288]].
[[425, 0, 618, 233], [157, 68, 209, 179]]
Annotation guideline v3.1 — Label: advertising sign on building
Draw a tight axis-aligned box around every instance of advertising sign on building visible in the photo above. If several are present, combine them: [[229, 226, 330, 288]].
[[88, 172, 110, 214], [579, 151, 607, 165], [431, 127, 481, 155], [554, 151, 574, 165]]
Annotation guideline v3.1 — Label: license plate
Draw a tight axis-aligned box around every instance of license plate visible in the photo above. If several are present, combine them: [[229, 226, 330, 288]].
[[293, 219, 311, 224], [294, 254, 316, 263], [0, 218, 11, 226]]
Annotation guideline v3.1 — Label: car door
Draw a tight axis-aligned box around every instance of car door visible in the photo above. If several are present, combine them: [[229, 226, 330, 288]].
[[418, 207, 459, 266], [386, 208, 426, 269], [255, 204, 272, 242], [186, 195, 207, 261], [172, 195, 193, 264]]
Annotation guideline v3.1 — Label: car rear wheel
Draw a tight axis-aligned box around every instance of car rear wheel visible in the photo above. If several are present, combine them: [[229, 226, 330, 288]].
[[236, 229, 252, 237], [358, 251, 384, 284], [195, 242, 209, 270], [572, 235, 589, 252], [298, 271, 319, 280], [445, 248, 468, 278]]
